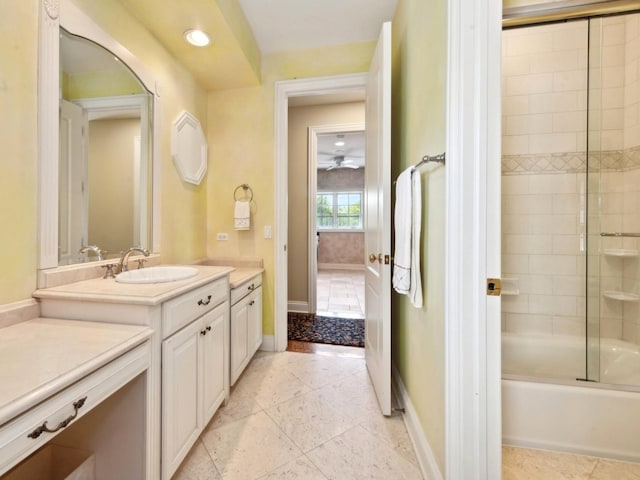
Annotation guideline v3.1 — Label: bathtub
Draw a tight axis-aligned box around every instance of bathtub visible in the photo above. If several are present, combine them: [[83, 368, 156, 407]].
[[502, 332, 640, 462]]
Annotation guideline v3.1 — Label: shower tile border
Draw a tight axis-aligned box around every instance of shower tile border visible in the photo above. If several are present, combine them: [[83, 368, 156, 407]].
[[502, 145, 640, 175]]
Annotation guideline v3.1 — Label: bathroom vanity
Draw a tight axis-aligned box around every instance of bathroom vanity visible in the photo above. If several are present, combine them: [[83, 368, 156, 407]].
[[0, 316, 153, 478], [33, 264, 234, 480]]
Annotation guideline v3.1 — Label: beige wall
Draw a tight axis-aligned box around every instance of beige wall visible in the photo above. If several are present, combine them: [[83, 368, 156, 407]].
[[318, 232, 364, 265], [0, 0, 208, 305], [88, 118, 139, 257], [0, 1, 39, 304], [392, 0, 447, 473], [286, 102, 365, 305]]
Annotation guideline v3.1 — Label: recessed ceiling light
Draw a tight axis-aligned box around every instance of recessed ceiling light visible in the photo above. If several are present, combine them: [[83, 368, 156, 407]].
[[184, 29, 210, 47], [335, 141, 345, 147]]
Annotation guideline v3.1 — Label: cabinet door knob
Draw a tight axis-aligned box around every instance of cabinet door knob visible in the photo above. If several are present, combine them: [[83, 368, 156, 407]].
[[206, 326, 212, 331], [249, 300, 255, 306], [198, 295, 212, 306], [200, 329, 207, 336]]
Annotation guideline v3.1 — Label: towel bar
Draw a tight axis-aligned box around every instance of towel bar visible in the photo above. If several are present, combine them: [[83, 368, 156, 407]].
[[234, 184, 253, 202]]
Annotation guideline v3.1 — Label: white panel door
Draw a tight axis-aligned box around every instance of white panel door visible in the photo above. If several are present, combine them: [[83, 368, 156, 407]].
[[162, 321, 199, 479], [230, 300, 249, 385], [248, 287, 263, 354], [364, 21, 392, 416], [200, 305, 227, 426], [59, 99, 87, 264]]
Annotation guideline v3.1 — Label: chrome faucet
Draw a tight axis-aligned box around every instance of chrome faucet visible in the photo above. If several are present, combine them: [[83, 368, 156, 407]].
[[79, 245, 104, 261], [119, 247, 150, 272]]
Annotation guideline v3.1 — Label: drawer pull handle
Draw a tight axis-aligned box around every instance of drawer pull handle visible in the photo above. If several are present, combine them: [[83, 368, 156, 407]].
[[206, 326, 212, 331], [248, 283, 254, 291], [28, 396, 87, 439], [249, 300, 255, 306], [200, 329, 208, 336], [198, 295, 212, 306]]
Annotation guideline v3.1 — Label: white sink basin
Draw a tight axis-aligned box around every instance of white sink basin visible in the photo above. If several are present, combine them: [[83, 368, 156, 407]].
[[115, 266, 199, 284]]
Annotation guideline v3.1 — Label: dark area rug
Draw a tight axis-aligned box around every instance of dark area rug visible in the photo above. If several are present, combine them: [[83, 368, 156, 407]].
[[288, 312, 364, 348]]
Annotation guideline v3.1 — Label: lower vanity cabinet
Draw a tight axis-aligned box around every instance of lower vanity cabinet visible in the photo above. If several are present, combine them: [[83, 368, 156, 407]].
[[161, 300, 228, 479], [230, 275, 263, 385]]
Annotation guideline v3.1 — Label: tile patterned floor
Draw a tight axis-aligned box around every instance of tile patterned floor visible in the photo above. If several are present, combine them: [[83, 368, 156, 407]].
[[174, 344, 640, 479], [503, 446, 640, 480], [173, 347, 422, 480], [316, 268, 365, 319]]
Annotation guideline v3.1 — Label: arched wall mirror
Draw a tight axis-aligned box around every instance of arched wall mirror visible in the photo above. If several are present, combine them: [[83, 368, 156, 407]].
[[38, 0, 160, 274]]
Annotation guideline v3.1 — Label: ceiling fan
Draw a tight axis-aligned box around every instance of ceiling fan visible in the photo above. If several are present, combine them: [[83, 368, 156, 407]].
[[324, 154, 360, 171], [318, 148, 363, 170]]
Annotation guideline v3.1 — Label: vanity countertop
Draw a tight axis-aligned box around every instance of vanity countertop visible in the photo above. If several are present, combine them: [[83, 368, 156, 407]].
[[0, 318, 152, 426], [229, 268, 264, 289], [33, 265, 234, 306]]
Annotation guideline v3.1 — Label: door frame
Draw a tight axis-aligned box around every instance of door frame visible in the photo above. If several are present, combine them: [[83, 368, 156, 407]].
[[274, 73, 368, 352], [307, 122, 365, 315], [445, 0, 502, 478]]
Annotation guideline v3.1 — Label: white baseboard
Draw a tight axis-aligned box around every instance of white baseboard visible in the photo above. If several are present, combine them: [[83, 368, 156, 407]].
[[259, 335, 275, 352], [287, 301, 309, 313], [318, 263, 365, 271], [392, 364, 444, 480]]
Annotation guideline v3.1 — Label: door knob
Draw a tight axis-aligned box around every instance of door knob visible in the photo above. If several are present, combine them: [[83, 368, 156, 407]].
[[369, 253, 383, 264]]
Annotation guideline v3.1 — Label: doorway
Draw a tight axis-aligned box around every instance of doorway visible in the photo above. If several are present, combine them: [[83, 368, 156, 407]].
[[286, 100, 366, 347], [313, 126, 366, 320]]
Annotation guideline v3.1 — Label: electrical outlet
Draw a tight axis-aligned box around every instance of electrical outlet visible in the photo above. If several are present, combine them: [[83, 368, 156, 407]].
[[216, 233, 228, 241], [264, 226, 272, 239]]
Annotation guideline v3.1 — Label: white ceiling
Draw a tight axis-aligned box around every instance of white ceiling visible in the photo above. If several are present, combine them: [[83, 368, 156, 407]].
[[317, 131, 365, 170], [114, 0, 397, 90], [238, 0, 398, 54]]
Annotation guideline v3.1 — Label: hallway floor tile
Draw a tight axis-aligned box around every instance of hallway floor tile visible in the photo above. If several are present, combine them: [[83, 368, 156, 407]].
[[174, 348, 422, 480]]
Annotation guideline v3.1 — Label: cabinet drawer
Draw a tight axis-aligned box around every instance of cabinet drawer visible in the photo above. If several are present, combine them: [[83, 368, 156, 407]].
[[0, 342, 150, 476], [162, 277, 228, 338], [230, 275, 262, 305]]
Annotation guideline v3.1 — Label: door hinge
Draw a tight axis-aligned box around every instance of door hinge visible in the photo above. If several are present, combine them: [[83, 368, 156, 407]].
[[486, 278, 502, 296]]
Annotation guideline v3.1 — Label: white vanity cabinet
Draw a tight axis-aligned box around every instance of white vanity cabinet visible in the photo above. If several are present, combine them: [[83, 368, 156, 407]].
[[161, 279, 229, 480], [230, 274, 263, 385], [0, 318, 152, 479], [34, 264, 234, 480]]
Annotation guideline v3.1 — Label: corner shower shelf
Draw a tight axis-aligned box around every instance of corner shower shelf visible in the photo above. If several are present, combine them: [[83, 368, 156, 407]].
[[603, 291, 640, 302], [603, 249, 639, 258]]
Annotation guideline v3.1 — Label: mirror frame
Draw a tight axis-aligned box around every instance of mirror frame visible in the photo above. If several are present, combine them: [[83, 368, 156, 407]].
[[38, 0, 161, 273]]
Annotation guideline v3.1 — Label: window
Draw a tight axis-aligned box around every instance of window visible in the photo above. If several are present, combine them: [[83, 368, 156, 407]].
[[316, 191, 363, 229]]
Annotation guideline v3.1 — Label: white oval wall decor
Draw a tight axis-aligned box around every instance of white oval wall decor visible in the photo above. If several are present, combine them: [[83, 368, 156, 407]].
[[171, 111, 208, 185]]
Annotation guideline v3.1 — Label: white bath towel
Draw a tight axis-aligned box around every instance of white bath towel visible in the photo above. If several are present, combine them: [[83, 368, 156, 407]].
[[234, 200, 250, 230], [392, 166, 423, 308]]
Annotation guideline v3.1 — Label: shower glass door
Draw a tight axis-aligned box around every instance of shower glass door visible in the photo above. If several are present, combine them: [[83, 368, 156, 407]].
[[501, 20, 590, 382], [589, 13, 640, 387]]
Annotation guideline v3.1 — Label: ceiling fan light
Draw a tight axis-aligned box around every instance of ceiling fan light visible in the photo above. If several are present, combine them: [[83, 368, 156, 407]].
[[184, 29, 211, 47]]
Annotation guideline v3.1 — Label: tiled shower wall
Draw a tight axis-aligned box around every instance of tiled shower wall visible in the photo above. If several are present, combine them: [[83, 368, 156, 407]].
[[501, 15, 640, 343]]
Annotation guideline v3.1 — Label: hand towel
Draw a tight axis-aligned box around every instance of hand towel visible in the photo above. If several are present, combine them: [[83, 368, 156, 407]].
[[409, 170, 423, 308], [234, 200, 250, 230], [392, 166, 423, 308]]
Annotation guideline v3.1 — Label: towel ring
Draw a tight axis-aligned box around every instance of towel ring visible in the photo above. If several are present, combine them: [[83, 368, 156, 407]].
[[234, 184, 253, 202]]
